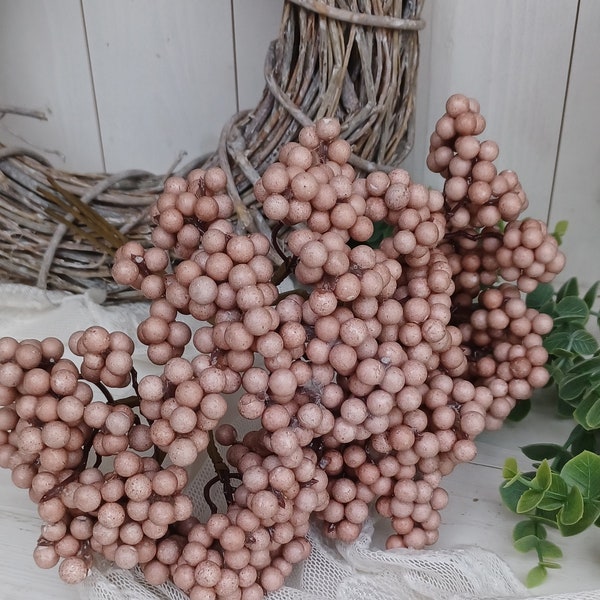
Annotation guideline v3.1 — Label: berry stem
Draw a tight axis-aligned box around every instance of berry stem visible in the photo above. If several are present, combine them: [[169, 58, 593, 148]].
[[205, 430, 239, 509]]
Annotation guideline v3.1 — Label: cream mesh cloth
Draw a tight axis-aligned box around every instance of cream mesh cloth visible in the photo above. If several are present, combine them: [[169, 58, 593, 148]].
[[0, 284, 598, 600]]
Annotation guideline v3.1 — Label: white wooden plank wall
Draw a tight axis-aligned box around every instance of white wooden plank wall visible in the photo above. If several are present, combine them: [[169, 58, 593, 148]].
[[408, 0, 600, 288], [550, 1, 600, 289], [0, 0, 284, 174], [0, 1, 104, 169], [1, 0, 599, 286]]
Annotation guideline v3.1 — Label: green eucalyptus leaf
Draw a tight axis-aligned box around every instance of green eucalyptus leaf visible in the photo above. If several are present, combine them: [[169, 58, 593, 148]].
[[556, 278, 579, 301], [502, 457, 519, 480], [544, 331, 573, 354], [569, 330, 599, 355], [584, 397, 600, 429], [573, 393, 600, 430], [553, 296, 589, 324], [557, 500, 600, 536], [531, 460, 552, 491], [537, 496, 566, 512], [537, 474, 568, 510], [526, 283, 555, 310], [560, 451, 600, 499], [583, 281, 600, 309], [507, 399, 531, 422], [552, 220, 568, 245], [547, 473, 569, 500], [512, 520, 544, 542], [526, 565, 547, 588], [539, 561, 562, 569], [532, 511, 563, 528], [554, 349, 578, 361], [513, 534, 539, 553], [521, 443, 564, 461], [547, 367, 567, 392], [537, 539, 563, 559], [558, 485, 584, 525], [563, 357, 600, 376], [558, 372, 592, 402], [500, 477, 529, 514], [517, 489, 545, 513]]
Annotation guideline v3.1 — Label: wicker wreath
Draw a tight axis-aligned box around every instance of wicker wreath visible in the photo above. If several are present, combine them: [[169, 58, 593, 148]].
[[0, 0, 424, 302]]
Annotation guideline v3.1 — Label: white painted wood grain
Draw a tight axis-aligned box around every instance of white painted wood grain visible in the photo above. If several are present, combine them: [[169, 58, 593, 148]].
[[0, 0, 105, 172], [232, 0, 284, 110], [549, 0, 600, 289], [81, 0, 238, 174], [406, 0, 579, 223]]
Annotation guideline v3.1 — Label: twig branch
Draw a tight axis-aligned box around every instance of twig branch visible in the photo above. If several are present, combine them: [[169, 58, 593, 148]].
[[0, 105, 48, 120]]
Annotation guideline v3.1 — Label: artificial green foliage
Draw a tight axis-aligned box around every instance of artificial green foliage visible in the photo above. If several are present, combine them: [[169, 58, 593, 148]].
[[501, 277, 600, 586]]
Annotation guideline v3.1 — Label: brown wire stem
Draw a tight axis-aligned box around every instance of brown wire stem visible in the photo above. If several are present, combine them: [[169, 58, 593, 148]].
[[204, 431, 240, 510]]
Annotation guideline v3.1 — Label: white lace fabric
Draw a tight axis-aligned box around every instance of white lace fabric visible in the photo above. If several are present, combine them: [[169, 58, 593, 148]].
[[0, 284, 597, 600]]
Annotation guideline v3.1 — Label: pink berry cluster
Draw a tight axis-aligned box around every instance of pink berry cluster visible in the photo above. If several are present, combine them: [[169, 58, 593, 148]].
[[0, 95, 564, 600]]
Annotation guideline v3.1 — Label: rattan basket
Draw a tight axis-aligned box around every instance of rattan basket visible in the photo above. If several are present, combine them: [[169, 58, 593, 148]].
[[0, 0, 424, 302]]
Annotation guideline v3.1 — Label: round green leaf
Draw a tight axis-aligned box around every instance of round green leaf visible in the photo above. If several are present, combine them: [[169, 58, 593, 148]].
[[554, 296, 589, 324], [521, 443, 566, 461], [559, 372, 592, 402], [513, 520, 545, 542], [556, 277, 579, 301], [559, 486, 584, 526], [569, 330, 599, 355], [526, 283, 555, 310], [583, 281, 600, 309], [537, 539, 563, 559], [558, 499, 600, 536], [513, 534, 539, 553], [526, 565, 547, 588], [531, 460, 552, 492], [500, 477, 529, 513], [560, 451, 600, 498], [502, 457, 519, 480], [517, 489, 545, 513], [583, 397, 600, 429], [544, 331, 572, 354], [573, 393, 600, 430]]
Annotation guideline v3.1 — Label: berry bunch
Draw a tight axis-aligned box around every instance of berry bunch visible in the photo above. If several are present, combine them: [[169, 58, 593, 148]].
[[0, 95, 564, 600]]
